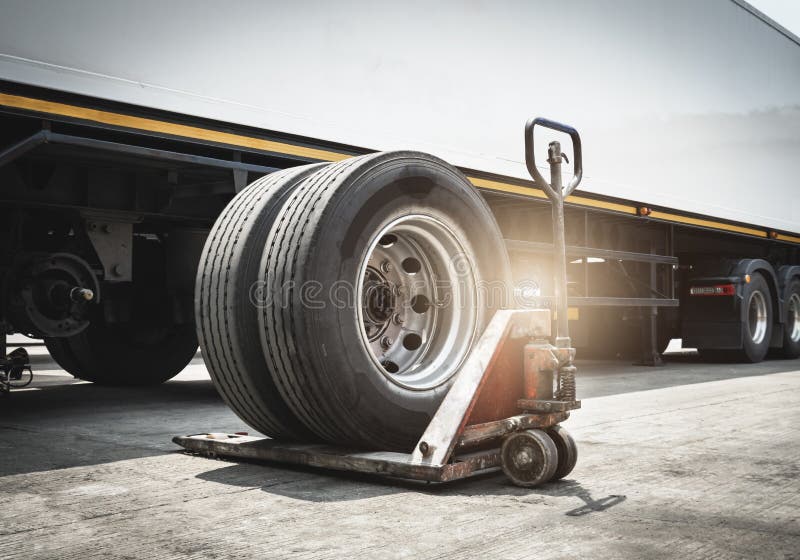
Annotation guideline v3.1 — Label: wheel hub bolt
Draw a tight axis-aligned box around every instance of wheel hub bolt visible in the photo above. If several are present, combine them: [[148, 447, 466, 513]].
[[392, 313, 404, 325], [380, 260, 393, 274], [69, 287, 95, 302], [515, 449, 533, 466], [380, 336, 393, 349]]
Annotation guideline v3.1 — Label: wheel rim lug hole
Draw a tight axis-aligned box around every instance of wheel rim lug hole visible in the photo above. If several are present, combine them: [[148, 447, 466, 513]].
[[382, 360, 399, 373], [401, 258, 421, 274], [410, 294, 431, 314], [378, 234, 397, 248], [402, 333, 422, 351]]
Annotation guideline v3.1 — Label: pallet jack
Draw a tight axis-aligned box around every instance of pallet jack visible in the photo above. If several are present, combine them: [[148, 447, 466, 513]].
[[175, 118, 584, 487]]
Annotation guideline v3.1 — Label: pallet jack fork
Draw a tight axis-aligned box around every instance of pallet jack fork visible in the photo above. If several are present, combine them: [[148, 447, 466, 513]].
[[175, 118, 584, 487]]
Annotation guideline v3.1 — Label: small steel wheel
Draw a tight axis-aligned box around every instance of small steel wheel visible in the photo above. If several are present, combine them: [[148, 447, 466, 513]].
[[545, 425, 578, 481], [501, 429, 558, 487]]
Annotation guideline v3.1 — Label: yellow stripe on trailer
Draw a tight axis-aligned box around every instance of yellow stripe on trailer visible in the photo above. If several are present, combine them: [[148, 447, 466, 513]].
[[647, 210, 765, 237], [1, 91, 798, 245], [0, 93, 350, 163], [467, 176, 547, 199], [776, 233, 800, 244]]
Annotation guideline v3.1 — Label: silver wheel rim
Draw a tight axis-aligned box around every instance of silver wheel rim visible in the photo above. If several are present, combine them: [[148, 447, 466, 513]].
[[747, 290, 768, 345], [788, 293, 800, 343], [356, 214, 479, 390]]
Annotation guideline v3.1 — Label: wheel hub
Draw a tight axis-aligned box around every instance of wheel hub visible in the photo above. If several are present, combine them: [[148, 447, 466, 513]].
[[514, 448, 534, 467], [788, 293, 800, 343], [363, 269, 396, 330], [747, 290, 768, 344], [356, 215, 479, 390], [6, 253, 99, 337], [500, 429, 558, 487]]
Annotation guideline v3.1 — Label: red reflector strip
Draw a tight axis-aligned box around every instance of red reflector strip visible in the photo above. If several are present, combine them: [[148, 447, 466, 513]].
[[689, 284, 735, 296]]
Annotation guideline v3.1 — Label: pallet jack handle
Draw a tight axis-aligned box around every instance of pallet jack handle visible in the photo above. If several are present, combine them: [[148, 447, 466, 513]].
[[525, 117, 583, 198], [525, 117, 583, 348]]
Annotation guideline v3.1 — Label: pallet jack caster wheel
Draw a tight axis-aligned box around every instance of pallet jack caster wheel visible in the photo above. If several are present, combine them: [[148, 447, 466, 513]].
[[501, 429, 558, 487], [545, 425, 578, 481]]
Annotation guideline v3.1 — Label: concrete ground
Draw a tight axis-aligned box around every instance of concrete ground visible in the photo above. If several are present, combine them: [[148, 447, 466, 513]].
[[0, 337, 798, 559]]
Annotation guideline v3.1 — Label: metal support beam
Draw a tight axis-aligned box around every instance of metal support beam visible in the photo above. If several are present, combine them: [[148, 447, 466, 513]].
[[505, 239, 679, 265], [0, 129, 280, 175], [533, 296, 679, 307], [0, 130, 47, 168], [636, 240, 665, 366], [82, 213, 136, 282]]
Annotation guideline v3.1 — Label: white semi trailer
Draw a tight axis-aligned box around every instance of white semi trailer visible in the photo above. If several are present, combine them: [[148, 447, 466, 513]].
[[0, 1, 798, 438]]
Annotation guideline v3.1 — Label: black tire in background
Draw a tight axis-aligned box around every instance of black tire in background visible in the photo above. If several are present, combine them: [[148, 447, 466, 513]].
[[45, 236, 199, 385], [780, 279, 800, 359], [58, 320, 198, 385], [43, 336, 82, 376], [196, 165, 325, 441], [697, 273, 774, 364], [259, 151, 512, 450], [737, 272, 773, 363]]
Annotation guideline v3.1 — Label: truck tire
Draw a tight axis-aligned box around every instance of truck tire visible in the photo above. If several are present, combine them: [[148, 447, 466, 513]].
[[259, 151, 511, 450], [196, 165, 325, 441], [697, 273, 774, 363], [45, 236, 199, 385], [780, 279, 800, 358], [738, 272, 773, 363], [43, 336, 82, 376], [53, 320, 198, 385]]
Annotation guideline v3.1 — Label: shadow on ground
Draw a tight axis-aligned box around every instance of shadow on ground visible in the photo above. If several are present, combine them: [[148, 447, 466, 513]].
[[2, 348, 797, 477], [0, 353, 246, 476], [194, 460, 627, 517]]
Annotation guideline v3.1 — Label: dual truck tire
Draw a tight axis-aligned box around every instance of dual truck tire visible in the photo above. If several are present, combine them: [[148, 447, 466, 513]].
[[197, 152, 510, 449]]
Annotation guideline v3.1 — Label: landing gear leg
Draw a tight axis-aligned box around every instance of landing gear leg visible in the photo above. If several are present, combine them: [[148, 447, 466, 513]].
[[636, 307, 664, 366], [636, 242, 664, 366]]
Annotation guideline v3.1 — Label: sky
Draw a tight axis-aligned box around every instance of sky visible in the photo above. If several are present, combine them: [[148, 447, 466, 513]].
[[748, 0, 800, 37]]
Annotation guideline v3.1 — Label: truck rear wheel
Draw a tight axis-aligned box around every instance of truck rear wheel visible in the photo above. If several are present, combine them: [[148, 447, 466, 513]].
[[45, 236, 199, 385], [257, 152, 511, 450], [43, 336, 82, 376], [696, 272, 773, 363], [780, 279, 800, 359], [46, 321, 197, 385], [739, 273, 773, 363]]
